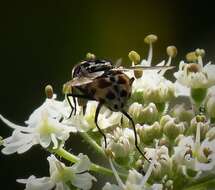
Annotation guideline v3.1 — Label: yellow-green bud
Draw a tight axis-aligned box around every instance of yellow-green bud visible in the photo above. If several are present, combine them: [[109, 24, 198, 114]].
[[144, 34, 158, 44], [137, 122, 162, 144], [86, 52, 96, 60], [186, 52, 198, 62], [206, 95, 215, 118], [161, 115, 185, 140], [166, 46, 177, 58], [171, 104, 194, 125], [128, 102, 158, 125], [128, 50, 140, 64], [45, 85, 53, 99]]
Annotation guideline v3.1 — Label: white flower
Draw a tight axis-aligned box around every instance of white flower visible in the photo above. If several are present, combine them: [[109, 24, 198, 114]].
[[0, 96, 75, 154], [103, 141, 163, 190], [143, 146, 171, 179], [128, 102, 159, 125], [174, 60, 215, 89], [17, 154, 96, 190], [132, 73, 175, 104], [65, 101, 122, 132], [136, 122, 162, 144], [173, 135, 215, 177], [105, 127, 135, 159]]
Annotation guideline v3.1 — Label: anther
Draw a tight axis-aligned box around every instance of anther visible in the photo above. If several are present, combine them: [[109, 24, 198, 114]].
[[128, 50, 142, 78], [144, 34, 158, 44], [128, 50, 140, 64], [186, 52, 198, 62], [45, 84, 53, 99], [166, 46, 177, 58], [195, 48, 205, 58], [86, 52, 96, 60]]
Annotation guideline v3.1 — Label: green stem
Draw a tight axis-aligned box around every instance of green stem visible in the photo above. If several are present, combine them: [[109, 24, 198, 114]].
[[54, 148, 127, 179], [183, 178, 215, 190], [79, 132, 106, 158]]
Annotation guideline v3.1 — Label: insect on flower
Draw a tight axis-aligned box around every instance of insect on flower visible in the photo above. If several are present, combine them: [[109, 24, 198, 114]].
[[64, 53, 174, 161]]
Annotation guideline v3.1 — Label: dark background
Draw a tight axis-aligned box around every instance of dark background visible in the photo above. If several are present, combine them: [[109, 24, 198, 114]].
[[0, 0, 215, 189]]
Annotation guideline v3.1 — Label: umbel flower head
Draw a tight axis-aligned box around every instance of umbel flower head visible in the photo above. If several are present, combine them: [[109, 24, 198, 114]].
[[1, 35, 215, 190], [130, 37, 176, 105], [0, 93, 75, 154], [174, 49, 215, 89]]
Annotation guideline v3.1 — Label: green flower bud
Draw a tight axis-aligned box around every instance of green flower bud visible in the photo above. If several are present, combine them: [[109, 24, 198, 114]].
[[137, 122, 162, 144], [128, 102, 158, 125], [161, 115, 185, 140], [170, 104, 194, 125]]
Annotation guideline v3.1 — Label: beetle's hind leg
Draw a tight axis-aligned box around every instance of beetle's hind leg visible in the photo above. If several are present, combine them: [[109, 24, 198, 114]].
[[66, 93, 94, 118], [122, 110, 150, 163], [95, 102, 107, 149]]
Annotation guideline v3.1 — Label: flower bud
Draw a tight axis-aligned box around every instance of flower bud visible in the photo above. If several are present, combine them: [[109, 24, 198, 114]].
[[143, 81, 175, 104], [137, 122, 162, 144], [128, 102, 159, 125], [170, 104, 194, 125], [144, 34, 158, 44], [106, 128, 135, 164], [161, 115, 185, 140], [166, 46, 177, 58]]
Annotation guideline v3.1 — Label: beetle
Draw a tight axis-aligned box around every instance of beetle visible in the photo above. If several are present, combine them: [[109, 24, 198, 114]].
[[64, 58, 174, 161]]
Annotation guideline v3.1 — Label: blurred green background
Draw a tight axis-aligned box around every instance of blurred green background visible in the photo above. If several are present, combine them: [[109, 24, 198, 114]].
[[0, 0, 215, 189]]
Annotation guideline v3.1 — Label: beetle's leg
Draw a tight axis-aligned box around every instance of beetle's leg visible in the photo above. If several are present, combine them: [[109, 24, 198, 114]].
[[95, 102, 107, 149], [122, 110, 150, 163], [66, 93, 94, 118]]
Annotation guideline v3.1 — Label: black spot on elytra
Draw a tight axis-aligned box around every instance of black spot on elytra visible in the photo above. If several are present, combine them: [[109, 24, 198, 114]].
[[110, 76, 115, 82], [117, 75, 127, 84], [106, 91, 115, 100], [120, 90, 127, 97], [98, 78, 112, 88], [113, 85, 119, 93], [114, 104, 118, 109]]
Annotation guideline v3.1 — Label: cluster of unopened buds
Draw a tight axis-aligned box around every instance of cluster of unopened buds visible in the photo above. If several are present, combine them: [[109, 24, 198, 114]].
[[1, 34, 215, 190]]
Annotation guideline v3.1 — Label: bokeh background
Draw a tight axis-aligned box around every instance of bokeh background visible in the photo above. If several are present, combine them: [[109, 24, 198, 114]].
[[0, 0, 215, 189]]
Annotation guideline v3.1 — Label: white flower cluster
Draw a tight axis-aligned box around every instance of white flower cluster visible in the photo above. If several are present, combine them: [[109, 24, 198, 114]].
[[1, 35, 215, 190]]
